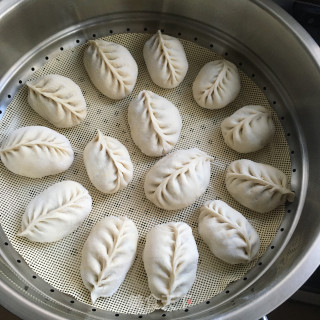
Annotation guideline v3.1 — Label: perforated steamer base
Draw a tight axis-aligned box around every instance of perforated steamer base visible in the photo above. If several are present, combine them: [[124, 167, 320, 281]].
[[0, 31, 294, 316]]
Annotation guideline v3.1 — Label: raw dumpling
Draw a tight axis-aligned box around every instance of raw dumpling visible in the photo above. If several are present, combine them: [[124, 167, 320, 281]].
[[83, 40, 138, 99], [225, 159, 295, 213], [144, 148, 213, 210], [192, 60, 241, 109], [143, 30, 188, 88], [0, 126, 74, 178], [26, 74, 87, 128], [221, 105, 275, 153], [17, 181, 92, 242], [128, 90, 182, 157], [143, 222, 198, 306], [83, 131, 133, 194], [81, 216, 138, 303], [198, 200, 260, 264]]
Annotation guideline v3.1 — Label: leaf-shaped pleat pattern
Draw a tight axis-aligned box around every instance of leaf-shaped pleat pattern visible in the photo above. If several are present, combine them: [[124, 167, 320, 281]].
[[0, 126, 74, 178], [83, 131, 133, 194], [192, 60, 240, 109], [27, 74, 87, 128], [17, 181, 92, 242], [128, 90, 182, 157], [198, 200, 260, 264], [143, 222, 198, 306], [81, 216, 138, 303], [221, 105, 275, 153], [144, 148, 213, 210], [83, 40, 138, 100], [143, 30, 188, 89], [226, 159, 295, 213]]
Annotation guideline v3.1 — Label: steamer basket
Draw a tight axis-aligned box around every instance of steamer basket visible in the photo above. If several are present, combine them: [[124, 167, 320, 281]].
[[0, 0, 319, 319]]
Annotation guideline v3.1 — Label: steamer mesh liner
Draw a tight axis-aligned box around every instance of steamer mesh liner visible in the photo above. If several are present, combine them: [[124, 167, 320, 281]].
[[0, 33, 291, 314]]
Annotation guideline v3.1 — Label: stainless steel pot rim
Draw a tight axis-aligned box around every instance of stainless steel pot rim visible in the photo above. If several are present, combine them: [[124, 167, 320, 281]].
[[0, 1, 319, 319]]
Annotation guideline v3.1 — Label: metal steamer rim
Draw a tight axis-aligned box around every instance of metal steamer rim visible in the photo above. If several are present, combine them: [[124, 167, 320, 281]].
[[0, 12, 304, 320]]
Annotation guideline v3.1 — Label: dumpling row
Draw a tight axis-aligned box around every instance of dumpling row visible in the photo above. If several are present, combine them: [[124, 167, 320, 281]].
[[80, 218, 199, 307], [16, 181, 199, 307], [84, 31, 188, 95], [25, 41, 138, 128], [25, 33, 245, 132], [15, 177, 261, 305], [143, 31, 242, 111]]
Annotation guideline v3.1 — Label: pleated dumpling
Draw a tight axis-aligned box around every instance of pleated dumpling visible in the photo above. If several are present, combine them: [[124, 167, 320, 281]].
[[192, 60, 241, 109], [226, 159, 295, 213], [18, 181, 92, 242], [143, 30, 188, 88], [221, 105, 275, 153], [0, 126, 74, 178], [198, 200, 260, 264], [144, 148, 213, 210], [143, 222, 198, 306], [26, 74, 87, 128], [81, 216, 138, 303], [83, 131, 133, 194], [128, 90, 182, 157], [83, 40, 138, 99]]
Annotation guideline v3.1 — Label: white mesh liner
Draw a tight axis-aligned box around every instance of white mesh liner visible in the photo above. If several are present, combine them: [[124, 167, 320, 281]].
[[0, 33, 291, 314]]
